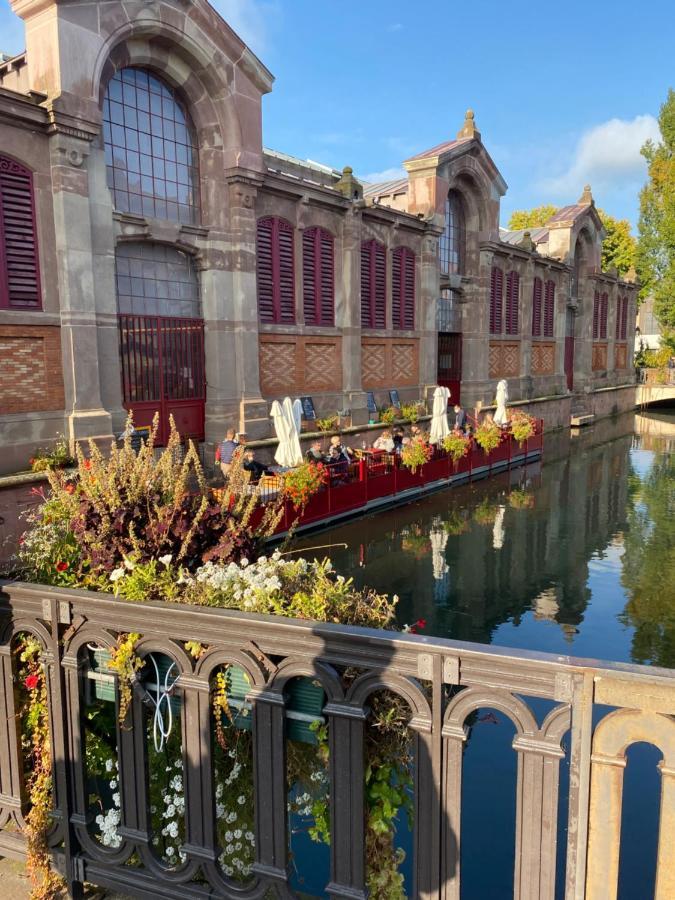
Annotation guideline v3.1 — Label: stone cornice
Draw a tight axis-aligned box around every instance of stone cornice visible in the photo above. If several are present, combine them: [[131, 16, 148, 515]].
[[0, 87, 49, 131], [481, 240, 570, 271]]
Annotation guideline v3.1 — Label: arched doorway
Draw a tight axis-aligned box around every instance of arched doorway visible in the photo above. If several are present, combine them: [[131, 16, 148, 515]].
[[116, 242, 205, 444]]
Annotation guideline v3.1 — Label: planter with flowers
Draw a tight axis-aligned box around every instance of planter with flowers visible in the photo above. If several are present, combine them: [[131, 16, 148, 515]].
[[474, 418, 503, 464], [29, 436, 75, 473], [509, 411, 537, 447], [442, 431, 472, 474]]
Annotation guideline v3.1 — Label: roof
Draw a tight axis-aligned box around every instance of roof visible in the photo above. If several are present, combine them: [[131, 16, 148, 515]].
[[363, 177, 409, 198], [499, 227, 550, 246], [404, 137, 471, 163], [546, 204, 589, 225]]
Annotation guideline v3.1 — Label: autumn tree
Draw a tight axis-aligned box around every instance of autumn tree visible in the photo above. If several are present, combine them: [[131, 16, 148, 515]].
[[636, 88, 675, 350], [507, 206, 636, 276]]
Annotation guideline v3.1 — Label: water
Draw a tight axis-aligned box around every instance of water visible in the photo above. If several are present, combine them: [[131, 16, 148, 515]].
[[294, 408, 675, 899]]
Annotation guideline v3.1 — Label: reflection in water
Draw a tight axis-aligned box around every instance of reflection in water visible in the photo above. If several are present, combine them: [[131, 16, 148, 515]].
[[296, 410, 675, 667]]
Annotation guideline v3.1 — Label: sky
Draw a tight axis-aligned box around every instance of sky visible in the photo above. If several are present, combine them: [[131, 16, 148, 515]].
[[1, 0, 673, 229]]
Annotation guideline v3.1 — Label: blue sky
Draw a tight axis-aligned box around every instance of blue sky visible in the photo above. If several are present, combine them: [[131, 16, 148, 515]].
[[2, 0, 673, 228]]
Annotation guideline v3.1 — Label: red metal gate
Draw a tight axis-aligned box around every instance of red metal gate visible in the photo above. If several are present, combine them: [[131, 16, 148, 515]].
[[437, 332, 462, 404], [118, 314, 205, 445]]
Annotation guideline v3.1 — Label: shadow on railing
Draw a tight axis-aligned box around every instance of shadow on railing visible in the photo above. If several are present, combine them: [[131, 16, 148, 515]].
[[0, 582, 673, 899]]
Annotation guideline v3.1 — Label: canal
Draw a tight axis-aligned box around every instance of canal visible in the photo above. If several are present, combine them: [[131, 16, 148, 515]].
[[294, 407, 675, 899]]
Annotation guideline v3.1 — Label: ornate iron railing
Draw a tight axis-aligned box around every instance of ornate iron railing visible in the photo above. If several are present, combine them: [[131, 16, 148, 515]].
[[0, 581, 673, 899]]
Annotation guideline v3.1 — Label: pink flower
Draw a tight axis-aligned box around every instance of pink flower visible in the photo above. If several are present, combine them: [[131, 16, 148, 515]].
[[24, 674, 39, 691]]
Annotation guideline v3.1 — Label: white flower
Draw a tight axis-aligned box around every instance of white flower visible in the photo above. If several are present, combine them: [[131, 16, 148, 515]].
[[105, 759, 114, 772], [123, 557, 135, 571], [166, 846, 174, 857], [112, 793, 120, 806], [239, 558, 249, 568], [237, 795, 246, 805], [233, 829, 242, 839], [166, 804, 176, 817], [159, 554, 173, 566], [110, 567, 125, 582]]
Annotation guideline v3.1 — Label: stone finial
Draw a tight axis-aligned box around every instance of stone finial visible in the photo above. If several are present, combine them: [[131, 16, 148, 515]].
[[457, 108, 481, 141], [578, 184, 594, 206], [518, 230, 536, 253], [625, 265, 637, 283], [334, 165, 363, 200]]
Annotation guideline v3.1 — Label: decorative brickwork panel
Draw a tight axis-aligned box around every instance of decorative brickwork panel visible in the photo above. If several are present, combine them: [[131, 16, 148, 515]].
[[489, 341, 520, 378], [259, 335, 342, 397], [531, 341, 555, 375], [614, 343, 627, 370], [592, 342, 608, 372], [259, 339, 297, 395], [0, 326, 64, 413], [304, 341, 341, 391], [362, 338, 418, 389]]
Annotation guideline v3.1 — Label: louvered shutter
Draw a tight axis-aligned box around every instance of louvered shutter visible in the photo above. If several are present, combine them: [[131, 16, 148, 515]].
[[544, 280, 555, 337], [621, 296, 628, 340], [303, 227, 334, 326], [490, 266, 503, 334], [360, 242, 372, 327], [256, 217, 295, 324], [392, 246, 414, 330], [600, 292, 608, 339], [532, 278, 542, 337], [373, 241, 386, 328], [277, 220, 295, 323], [615, 297, 621, 339], [592, 292, 599, 340], [0, 157, 42, 309], [505, 270, 519, 335]]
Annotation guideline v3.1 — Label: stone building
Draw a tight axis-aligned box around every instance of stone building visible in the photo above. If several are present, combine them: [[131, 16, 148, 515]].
[[0, 0, 638, 474]]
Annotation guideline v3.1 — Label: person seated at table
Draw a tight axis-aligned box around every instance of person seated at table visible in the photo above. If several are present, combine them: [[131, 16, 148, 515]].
[[306, 440, 326, 464], [453, 404, 468, 433], [242, 449, 271, 484], [329, 434, 353, 461], [216, 428, 239, 478], [373, 430, 395, 452], [327, 445, 349, 479], [392, 427, 405, 454], [410, 424, 422, 440]]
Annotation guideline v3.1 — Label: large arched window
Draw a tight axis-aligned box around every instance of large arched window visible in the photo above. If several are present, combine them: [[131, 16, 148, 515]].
[[102, 68, 200, 224], [0, 156, 41, 309], [439, 191, 465, 275]]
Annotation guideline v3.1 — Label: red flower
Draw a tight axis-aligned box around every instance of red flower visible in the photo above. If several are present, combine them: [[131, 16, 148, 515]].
[[56, 561, 68, 572], [24, 674, 39, 691], [64, 483, 75, 494], [82, 459, 92, 471], [409, 618, 427, 634], [29, 458, 35, 465]]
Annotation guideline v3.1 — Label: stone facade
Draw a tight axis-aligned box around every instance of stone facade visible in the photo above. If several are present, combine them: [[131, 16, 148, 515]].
[[0, 0, 639, 473]]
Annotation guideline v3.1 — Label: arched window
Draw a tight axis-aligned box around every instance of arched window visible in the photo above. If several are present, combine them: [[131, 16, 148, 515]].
[[505, 270, 520, 335], [392, 246, 415, 330], [102, 68, 200, 224], [439, 191, 465, 275], [115, 242, 200, 318], [543, 280, 555, 337], [302, 226, 334, 326], [360, 239, 386, 328], [257, 217, 295, 324], [489, 266, 503, 334], [532, 277, 543, 337], [0, 156, 41, 309]]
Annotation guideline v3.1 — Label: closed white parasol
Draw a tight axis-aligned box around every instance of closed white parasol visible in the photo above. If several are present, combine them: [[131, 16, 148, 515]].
[[429, 385, 451, 445], [271, 397, 303, 468]]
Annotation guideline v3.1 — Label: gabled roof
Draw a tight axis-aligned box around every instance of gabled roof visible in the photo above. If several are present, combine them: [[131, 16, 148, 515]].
[[546, 204, 588, 225], [403, 137, 471, 163], [499, 227, 550, 246], [363, 177, 408, 198]]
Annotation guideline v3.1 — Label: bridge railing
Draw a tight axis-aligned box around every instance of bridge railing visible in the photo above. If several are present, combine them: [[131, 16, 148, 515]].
[[638, 366, 675, 386], [0, 581, 674, 900]]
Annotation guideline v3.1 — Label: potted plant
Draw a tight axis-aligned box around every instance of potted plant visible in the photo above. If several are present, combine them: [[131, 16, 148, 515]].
[[378, 406, 398, 427], [442, 431, 471, 465], [282, 461, 329, 508], [474, 419, 502, 455], [509, 411, 536, 446], [400, 440, 433, 473], [337, 408, 352, 429], [316, 415, 339, 434], [29, 436, 75, 472]]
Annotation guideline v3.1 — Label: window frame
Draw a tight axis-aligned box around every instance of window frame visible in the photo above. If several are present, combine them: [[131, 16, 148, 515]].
[[0, 155, 42, 311]]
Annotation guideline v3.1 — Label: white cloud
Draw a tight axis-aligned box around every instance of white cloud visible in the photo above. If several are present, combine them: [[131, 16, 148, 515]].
[[211, 0, 279, 56], [387, 23, 403, 32], [541, 114, 660, 197], [360, 166, 407, 185]]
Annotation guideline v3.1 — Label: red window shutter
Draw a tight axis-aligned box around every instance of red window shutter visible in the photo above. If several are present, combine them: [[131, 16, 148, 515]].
[[392, 246, 415, 330], [544, 280, 555, 337], [505, 270, 519, 335], [256, 217, 295, 324], [600, 292, 608, 339], [532, 277, 542, 337], [615, 297, 621, 339], [592, 291, 599, 340], [0, 156, 42, 309], [361, 239, 386, 328], [490, 266, 503, 334], [303, 226, 334, 326], [621, 296, 628, 340]]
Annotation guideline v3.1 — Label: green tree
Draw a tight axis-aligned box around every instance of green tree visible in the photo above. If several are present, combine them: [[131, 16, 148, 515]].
[[508, 206, 637, 277], [508, 205, 559, 230], [596, 209, 636, 276], [636, 88, 675, 350]]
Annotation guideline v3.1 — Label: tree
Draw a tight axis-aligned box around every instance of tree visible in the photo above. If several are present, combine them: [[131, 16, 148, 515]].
[[508, 206, 637, 277], [596, 209, 636, 276], [508, 205, 559, 230], [636, 88, 675, 350]]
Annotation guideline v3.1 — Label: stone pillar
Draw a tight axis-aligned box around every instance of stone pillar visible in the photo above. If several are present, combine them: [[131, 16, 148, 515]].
[[340, 206, 368, 425], [419, 231, 441, 394], [49, 132, 114, 447]]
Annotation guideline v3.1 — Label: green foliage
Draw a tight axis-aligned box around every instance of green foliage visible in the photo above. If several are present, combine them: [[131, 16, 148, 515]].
[[400, 402, 422, 423], [400, 440, 433, 473], [509, 411, 536, 446], [508, 205, 559, 229], [29, 436, 75, 473], [473, 498, 498, 526], [315, 415, 338, 433], [442, 431, 470, 462], [474, 419, 502, 454], [637, 89, 675, 342], [637, 346, 672, 368], [378, 406, 398, 426]]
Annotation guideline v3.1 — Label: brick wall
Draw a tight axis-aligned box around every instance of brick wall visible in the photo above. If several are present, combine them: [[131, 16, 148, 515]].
[[0, 325, 65, 414], [258, 334, 343, 397], [361, 338, 419, 389]]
